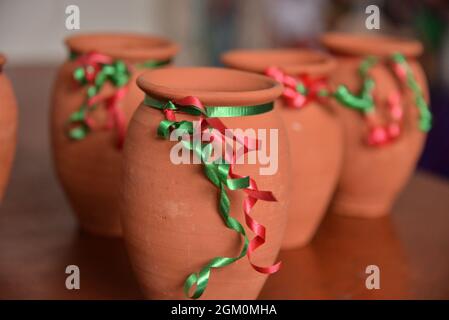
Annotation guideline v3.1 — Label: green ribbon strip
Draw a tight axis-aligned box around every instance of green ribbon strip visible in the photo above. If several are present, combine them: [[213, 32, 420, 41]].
[[74, 59, 130, 92], [67, 52, 171, 140], [68, 57, 131, 140], [333, 56, 377, 113], [182, 141, 249, 299], [143, 95, 273, 299], [68, 105, 91, 140], [333, 53, 432, 133], [144, 96, 274, 118], [391, 53, 432, 132], [134, 60, 171, 69]]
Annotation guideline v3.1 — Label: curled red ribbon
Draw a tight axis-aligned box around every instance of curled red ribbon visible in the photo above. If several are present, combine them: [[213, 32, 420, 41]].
[[366, 91, 404, 146], [72, 52, 130, 149], [170, 96, 281, 274], [265, 66, 328, 109]]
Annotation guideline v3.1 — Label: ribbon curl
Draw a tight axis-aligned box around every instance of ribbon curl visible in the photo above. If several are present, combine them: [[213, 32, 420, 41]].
[[391, 53, 432, 132], [144, 95, 280, 299], [265, 66, 328, 109], [333, 53, 432, 146], [67, 51, 170, 149]]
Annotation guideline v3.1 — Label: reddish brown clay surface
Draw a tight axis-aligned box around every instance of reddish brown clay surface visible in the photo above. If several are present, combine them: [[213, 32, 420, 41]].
[[321, 32, 428, 218], [122, 67, 290, 299], [222, 49, 343, 249], [51, 34, 178, 236], [0, 54, 18, 202]]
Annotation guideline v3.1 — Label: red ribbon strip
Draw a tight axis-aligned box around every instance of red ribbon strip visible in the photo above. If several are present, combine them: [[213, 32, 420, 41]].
[[265, 66, 328, 109], [169, 96, 281, 275], [365, 91, 404, 146], [73, 52, 129, 149]]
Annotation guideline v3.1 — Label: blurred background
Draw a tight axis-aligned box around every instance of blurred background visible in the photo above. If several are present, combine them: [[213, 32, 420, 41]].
[[0, 0, 448, 178]]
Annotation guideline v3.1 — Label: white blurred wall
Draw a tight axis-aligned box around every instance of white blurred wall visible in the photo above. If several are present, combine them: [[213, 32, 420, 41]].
[[0, 0, 169, 65]]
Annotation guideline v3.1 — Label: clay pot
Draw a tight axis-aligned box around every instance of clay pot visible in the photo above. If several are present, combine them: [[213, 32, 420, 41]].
[[321, 33, 428, 218], [222, 49, 343, 248], [0, 54, 18, 202], [121, 67, 290, 299], [51, 34, 178, 236]]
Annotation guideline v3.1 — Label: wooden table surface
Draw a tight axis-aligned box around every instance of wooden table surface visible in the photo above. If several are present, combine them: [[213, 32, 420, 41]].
[[1, 66, 449, 300]]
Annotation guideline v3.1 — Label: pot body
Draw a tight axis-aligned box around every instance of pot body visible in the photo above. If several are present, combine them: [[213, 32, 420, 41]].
[[0, 67, 18, 201], [221, 49, 343, 248], [51, 65, 145, 236], [279, 100, 342, 248], [122, 103, 290, 299], [50, 34, 178, 236], [328, 56, 428, 217]]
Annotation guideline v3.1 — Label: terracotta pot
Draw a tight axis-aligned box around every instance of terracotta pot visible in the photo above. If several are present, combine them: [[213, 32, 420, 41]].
[[321, 33, 429, 217], [221, 49, 343, 248], [0, 54, 18, 202], [121, 67, 290, 299], [51, 34, 178, 236]]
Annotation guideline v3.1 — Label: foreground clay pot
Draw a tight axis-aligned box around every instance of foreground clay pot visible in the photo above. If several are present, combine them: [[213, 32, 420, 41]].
[[0, 54, 18, 202], [121, 67, 290, 299], [51, 34, 178, 236], [222, 49, 343, 248], [321, 33, 429, 217]]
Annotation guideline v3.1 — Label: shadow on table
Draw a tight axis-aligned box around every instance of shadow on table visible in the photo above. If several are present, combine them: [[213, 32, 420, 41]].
[[53, 230, 144, 299], [259, 213, 412, 299], [0, 224, 143, 299]]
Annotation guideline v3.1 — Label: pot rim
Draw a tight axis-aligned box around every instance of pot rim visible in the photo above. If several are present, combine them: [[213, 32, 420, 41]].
[[137, 67, 283, 106], [320, 32, 423, 58], [65, 32, 179, 62], [221, 48, 336, 76]]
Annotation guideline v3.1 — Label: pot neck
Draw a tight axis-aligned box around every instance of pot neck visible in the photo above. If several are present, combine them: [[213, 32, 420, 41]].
[[221, 49, 336, 77], [65, 33, 178, 64], [143, 95, 275, 119], [68, 51, 172, 69]]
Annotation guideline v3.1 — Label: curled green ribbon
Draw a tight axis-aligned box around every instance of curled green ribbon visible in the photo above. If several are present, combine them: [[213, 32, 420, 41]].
[[144, 95, 273, 299], [67, 52, 171, 141], [333, 53, 432, 133], [333, 56, 377, 113], [183, 142, 250, 299], [391, 53, 432, 132]]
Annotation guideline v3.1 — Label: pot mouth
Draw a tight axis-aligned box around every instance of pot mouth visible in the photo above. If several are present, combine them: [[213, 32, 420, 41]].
[[65, 32, 179, 62], [321, 32, 423, 58], [137, 67, 283, 106], [221, 49, 336, 76]]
